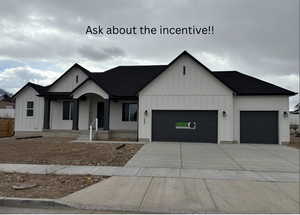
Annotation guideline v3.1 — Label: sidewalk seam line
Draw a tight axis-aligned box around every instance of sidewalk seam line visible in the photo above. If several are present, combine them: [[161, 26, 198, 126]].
[[180, 143, 183, 168], [218, 146, 246, 170], [138, 177, 153, 210], [203, 179, 219, 212]]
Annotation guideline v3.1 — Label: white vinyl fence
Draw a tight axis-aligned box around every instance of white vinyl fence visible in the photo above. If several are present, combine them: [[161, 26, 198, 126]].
[[0, 109, 15, 118]]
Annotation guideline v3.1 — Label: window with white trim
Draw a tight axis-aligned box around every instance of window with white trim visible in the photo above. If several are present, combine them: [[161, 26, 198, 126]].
[[122, 103, 137, 121], [26, 101, 34, 117], [62, 101, 74, 120]]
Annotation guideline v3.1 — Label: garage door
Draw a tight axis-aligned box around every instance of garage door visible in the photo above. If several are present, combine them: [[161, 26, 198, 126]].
[[152, 110, 218, 143], [240, 111, 278, 144]]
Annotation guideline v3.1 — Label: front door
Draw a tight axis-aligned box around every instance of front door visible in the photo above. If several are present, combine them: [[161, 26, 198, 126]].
[[97, 102, 104, 128]]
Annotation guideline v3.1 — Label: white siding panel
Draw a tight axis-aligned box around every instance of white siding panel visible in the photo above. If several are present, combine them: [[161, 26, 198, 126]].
[[49, 68, 88, 92], [109, 100, 138, 130], [78, 99, 89, 130], [234, 96, 290, 144], [140, 54, 232, 96], [50, 100, 72, 130], [15, 87, 44, 131], [72, 80, 108, 99], [139, 54, 234, 142]]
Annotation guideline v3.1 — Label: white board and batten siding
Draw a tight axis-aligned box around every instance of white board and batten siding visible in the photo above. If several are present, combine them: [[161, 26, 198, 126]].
[[48, 67, 88, 92], [234, 96, 290, 144], [15, 87, 44, 131], [110, 100, 138, 130], [138, 54, 234, 143], [49, 67, 91, 130]]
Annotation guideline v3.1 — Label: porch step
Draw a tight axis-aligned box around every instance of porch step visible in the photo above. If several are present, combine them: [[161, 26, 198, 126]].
[[77, 130, 94, 141], [77, 134, 90, 140]]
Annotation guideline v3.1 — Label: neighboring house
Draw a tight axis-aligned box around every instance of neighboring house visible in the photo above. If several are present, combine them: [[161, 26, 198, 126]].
[[13, 51, 296, 144], [290, 103, 299, 128], [0, 94, 15, 118]]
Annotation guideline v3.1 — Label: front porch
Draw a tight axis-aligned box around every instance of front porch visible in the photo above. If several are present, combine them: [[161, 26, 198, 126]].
[[42, 92, 138, 140]]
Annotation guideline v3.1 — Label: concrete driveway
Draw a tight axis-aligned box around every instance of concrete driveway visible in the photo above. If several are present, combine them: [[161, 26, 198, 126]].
[[126, 142, 299, 172], [62, 143, 299, 213]]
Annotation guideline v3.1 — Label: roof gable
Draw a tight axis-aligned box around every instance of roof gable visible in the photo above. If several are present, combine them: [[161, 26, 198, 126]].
[[12, 82, 48, 100], [47, 63, 91, 92], [139, 52, 233, 96]]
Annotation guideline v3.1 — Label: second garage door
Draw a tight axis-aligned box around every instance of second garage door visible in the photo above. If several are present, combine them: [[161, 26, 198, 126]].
[[240, 111, 278, 144], [152, 110, 218, 143]]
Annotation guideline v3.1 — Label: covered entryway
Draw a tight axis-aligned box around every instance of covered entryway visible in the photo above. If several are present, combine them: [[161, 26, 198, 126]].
[[240, 111, 278, 144], [151, 110, 218, 143]]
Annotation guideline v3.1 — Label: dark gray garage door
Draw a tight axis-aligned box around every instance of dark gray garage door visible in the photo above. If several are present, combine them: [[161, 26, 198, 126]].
[[240, 111, 278, 144], [152, 110, 218, 143]]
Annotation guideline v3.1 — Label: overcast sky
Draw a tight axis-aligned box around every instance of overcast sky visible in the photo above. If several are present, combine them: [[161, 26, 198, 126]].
[[0, 0, 299, 109]]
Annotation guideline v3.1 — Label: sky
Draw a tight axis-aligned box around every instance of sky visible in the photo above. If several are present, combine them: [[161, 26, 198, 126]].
[[0, 0, 299, 109]]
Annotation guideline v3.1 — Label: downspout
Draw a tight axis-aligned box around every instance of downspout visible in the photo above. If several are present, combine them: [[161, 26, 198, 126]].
[[232, 92, 236, 144]]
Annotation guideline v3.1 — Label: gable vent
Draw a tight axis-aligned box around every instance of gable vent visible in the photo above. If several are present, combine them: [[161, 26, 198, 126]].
[[183, 65, 186, 76]]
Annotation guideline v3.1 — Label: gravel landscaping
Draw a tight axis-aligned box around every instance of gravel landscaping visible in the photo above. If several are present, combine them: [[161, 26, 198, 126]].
[[0, 172, 108, 199], [0, 137, 143, 166]]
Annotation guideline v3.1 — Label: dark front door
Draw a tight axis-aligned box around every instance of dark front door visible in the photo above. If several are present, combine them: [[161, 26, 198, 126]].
[[240, 111, 278, 144], [97, 102, 104, 128], [152, 110, 218, 143]]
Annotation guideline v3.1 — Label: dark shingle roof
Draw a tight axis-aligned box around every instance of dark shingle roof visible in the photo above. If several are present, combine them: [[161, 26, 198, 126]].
[[90, 65, 168, 97], [12, 82, 49, 99], [88, 67, 296, 97], [28, 82, 49, 94], [213, 71, 296, 96], [14, 51, 297, 99]]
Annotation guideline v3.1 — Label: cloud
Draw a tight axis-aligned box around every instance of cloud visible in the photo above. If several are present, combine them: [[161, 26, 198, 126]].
[[0, 66, 60, 93], [78, 46, 125, 61], [0, 0, 298, 108]]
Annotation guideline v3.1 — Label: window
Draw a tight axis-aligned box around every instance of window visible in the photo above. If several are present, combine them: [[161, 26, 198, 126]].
[[122, 103, 137, 121], [63, 101, 74, 120], [26, 101, 34, 117]]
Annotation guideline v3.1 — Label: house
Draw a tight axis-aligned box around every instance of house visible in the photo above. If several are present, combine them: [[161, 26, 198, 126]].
[[13, 51, 296, 144], [290, 103, 299, 132]]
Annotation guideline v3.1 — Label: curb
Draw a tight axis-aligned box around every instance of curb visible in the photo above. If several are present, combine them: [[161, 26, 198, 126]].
[[0, 197, 71, 209]]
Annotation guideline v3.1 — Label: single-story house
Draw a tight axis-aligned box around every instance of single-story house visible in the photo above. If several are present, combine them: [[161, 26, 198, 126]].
[[13, 51, 296, 144]]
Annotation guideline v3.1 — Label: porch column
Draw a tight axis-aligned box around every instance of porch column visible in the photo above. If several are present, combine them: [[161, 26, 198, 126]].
[[43, 97, 50, 129], [103, 99, 110, 130], [72, 99, 79, 130]]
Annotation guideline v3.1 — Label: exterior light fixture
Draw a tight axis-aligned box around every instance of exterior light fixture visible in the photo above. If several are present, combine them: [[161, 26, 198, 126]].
[[222, 110, 227, 117], [283, 111, 288, 118], [144, 110, 148, 116]]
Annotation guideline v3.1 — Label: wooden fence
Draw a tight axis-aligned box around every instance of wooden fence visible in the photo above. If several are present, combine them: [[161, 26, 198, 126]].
[[0, 118, 14, 137]]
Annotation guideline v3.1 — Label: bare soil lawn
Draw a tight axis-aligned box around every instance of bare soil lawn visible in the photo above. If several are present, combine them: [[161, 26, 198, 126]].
[[289, 136, 300, 149], [0, 137, 143, 166], [0, 172, 107, 199]]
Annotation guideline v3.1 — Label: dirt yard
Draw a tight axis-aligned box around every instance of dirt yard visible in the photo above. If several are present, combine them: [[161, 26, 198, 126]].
[[289, 135, 300, 149], [0, 172, 107, 198], [0, 137, 143, 166]]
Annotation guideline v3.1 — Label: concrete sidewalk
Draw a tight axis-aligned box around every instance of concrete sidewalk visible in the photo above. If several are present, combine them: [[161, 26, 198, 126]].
[[61, 176, 300, 213], [0, 163, 298, 182]]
